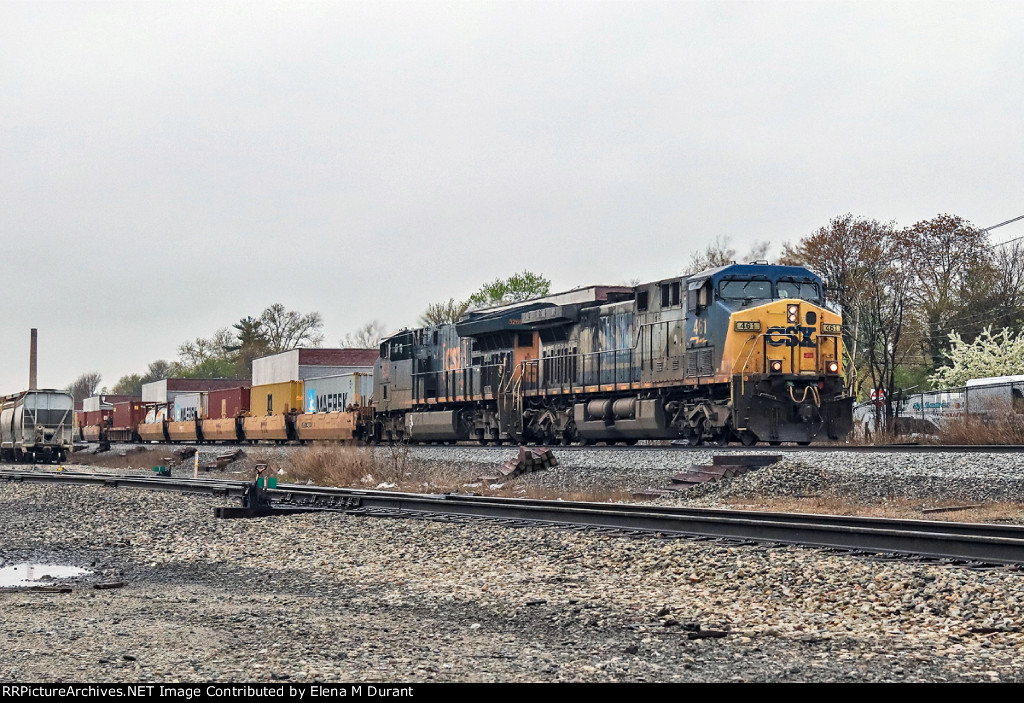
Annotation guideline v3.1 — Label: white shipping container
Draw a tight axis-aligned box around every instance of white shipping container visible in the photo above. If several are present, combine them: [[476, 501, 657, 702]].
[[142, 379, 168, 403], [303, 373, 374, 414], [173, 392, 207, 421], [253, 349, 379, 385]]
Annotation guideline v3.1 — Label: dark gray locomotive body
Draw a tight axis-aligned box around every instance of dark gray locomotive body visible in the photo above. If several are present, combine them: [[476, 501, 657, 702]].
[[373, 264, 853, 446]]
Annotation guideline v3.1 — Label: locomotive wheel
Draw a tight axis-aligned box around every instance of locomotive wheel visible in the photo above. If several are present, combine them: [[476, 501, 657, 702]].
[[738, 430, 758, 447], [768, 440, 782, 446], [797, 441, 811, 446]]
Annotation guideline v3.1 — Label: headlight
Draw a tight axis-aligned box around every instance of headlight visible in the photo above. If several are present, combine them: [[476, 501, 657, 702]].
[[769, 360, 783, 373], [826, 360, 839, 374], [787, 304, 799, 324]]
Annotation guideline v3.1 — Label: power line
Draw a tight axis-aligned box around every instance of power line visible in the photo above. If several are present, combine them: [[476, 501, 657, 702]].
[[983, 214, 1024, 248]]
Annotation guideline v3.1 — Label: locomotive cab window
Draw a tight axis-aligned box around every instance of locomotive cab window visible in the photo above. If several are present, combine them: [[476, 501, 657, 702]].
[[687, 279, 710, 311], [517, 332, 533, 348], [776, 279, 820, 302], [719, 278, 772, 300]]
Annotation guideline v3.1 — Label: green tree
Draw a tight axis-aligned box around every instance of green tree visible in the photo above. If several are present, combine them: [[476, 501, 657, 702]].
[[110, 374, 143, 396], [467, 271, 551, 309]]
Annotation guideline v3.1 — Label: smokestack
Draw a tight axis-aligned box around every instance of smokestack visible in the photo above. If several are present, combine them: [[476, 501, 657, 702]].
[[29, 328, 37, 390]]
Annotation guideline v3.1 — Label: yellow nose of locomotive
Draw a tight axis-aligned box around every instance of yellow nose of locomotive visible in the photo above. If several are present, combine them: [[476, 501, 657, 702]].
[[726, 299, 843, 378]]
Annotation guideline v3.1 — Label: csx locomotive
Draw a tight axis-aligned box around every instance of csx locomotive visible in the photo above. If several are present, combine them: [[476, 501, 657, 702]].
[[371, 263, 853, 446]]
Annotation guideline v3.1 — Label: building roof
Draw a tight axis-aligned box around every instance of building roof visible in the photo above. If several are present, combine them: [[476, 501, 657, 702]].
[[295, 348, 380, 366]]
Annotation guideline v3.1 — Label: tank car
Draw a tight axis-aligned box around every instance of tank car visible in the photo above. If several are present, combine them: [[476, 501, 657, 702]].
[[370, 263, 853, 446], [0, 389, 75, 462]]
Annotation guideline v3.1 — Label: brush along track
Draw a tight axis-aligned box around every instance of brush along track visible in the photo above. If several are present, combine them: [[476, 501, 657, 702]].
[[2, 469, 1024, 568]]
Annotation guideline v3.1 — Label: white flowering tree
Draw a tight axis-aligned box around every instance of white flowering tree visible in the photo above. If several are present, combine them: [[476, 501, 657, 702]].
[[929, 327, 1024, 387]]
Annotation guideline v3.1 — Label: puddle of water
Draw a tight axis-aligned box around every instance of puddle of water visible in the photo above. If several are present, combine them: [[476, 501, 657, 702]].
[[0, 563, 92, 587]]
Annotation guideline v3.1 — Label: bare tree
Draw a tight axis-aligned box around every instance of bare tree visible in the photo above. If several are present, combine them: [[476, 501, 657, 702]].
[[683, 236, 772, 275], [857, 232, 914, 429], [177, 327, 236, 367], [259, 304, 325, 352], [66, 372, 102, 402], [901, 214, 995, 368], [780, 214, 898, 373], [341, 320, 389, 348], [419, 298, 471, 327]]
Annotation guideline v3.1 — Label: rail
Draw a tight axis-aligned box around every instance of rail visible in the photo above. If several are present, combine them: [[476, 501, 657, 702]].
[[4, 469, 1024, 567]]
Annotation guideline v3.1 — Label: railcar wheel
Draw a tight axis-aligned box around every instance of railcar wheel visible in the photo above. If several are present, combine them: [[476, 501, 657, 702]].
[[768, 440, 782, 446], [796, 441, 811, 446], [738, 431, 758, 447]]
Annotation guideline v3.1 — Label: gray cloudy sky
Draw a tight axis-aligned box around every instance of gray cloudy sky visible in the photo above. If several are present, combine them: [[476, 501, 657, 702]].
[[2, 0, 1022, 393]]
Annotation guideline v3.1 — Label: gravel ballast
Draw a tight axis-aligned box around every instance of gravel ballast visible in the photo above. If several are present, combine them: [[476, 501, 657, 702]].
[[2, 478, 1024, 683]]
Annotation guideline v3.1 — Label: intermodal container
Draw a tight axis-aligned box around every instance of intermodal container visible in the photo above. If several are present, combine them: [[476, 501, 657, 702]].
[[111, 401, 147, 430], [207, 387, 251, 420], [173, 392, 206, 421], [249, 382, 303, 416], [302, 373, 374, 414]]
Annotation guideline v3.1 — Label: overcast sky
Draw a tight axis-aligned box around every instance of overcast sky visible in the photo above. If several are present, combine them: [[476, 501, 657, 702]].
[[1, 0, 1021, 393]]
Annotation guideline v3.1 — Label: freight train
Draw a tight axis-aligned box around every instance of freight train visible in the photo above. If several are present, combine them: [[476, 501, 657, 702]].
[[2, 389, 75, 462], [78, 263, 855, 447]]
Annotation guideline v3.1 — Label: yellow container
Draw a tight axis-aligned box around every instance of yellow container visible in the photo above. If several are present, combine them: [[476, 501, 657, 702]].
[[249, 382, 304, 416]]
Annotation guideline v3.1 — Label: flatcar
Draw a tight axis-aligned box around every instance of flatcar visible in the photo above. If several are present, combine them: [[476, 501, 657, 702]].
[[1, 389, 75, 462]]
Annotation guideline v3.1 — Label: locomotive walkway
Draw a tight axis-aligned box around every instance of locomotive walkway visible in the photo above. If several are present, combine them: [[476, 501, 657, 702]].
[[3, 468, 1024, 568]]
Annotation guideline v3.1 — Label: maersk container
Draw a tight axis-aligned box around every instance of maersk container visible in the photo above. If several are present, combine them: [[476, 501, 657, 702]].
[[302, 373, 374, 414], [249, 382, 303, 416], [173, 392, 206, 421], [208, 387, 251, 419]]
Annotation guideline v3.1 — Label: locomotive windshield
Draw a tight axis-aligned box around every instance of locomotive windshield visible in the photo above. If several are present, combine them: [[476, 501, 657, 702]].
[[719, 279, 772, 300], [775, 279, 820, 302]]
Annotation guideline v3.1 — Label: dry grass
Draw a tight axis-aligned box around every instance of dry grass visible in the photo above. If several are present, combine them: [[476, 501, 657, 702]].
[[280, 445, 635, 502], [717, 495, 1024, 524], [282, 445, 412, 487], [931, 413, 1024, 445], [69, 446, 170, 470], [832, 410, 1024, 446]]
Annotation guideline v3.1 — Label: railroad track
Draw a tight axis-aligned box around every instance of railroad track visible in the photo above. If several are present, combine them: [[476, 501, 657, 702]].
[[80, 442, 1024, 454], [415, 443, 1024, 454], [2, 468, 1024, 568]]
